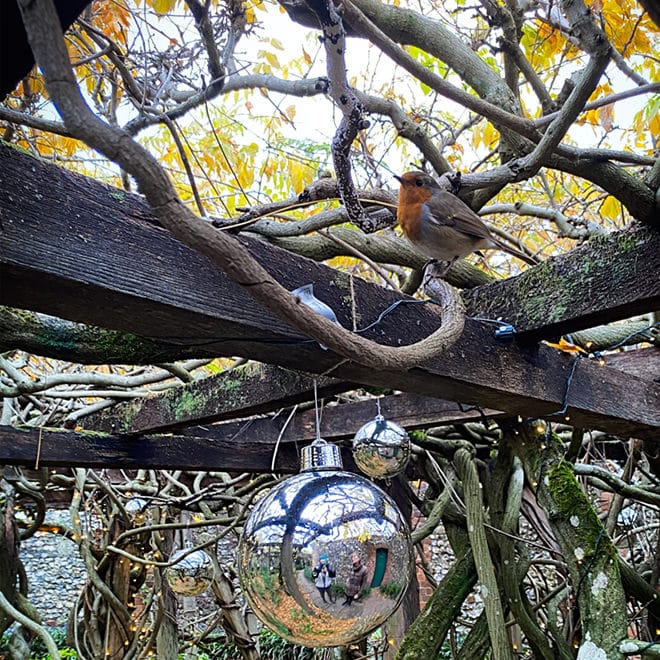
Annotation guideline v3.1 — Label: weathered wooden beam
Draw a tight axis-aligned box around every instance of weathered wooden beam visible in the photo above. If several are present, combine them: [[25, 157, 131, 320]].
[[464, 229, 660, 342], [86, 364, 351, 434], [0, 411, 634, 473], [605, 347, 660, 382], [183, 392, 505, 444], [0, 425, 303, 473], [89, 361, 504, 435], [0, 143, 434, 353], [90, 347, 659, 436], [0, 390, 503, 471], [2, 143, 658, 344], [1, 144, 660, 439]]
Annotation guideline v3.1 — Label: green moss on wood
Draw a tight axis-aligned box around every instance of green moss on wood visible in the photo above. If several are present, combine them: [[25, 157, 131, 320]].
[[409, 429, 428, 443]]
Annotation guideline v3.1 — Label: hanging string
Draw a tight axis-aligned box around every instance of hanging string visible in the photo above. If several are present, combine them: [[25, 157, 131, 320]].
[[313, 378, 322, 443]]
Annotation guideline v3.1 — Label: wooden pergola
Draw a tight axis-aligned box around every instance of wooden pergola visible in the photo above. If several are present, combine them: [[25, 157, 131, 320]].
[[1, 141, 659, 468]]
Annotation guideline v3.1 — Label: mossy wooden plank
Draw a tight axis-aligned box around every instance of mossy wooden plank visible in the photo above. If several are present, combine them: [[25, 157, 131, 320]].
[[464, 225, 660, 342], [86, 365, 349, 433]]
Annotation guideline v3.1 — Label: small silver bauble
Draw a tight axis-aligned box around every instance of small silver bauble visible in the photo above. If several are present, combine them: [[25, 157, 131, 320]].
[[352, 415, 411, 479], [237, 440, 413, 647], [166, 549, 215, 597], [124, 497, 149, 523]]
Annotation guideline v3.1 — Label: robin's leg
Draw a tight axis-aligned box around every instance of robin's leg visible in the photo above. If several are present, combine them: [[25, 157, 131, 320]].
[[422, 259, 452, 287]]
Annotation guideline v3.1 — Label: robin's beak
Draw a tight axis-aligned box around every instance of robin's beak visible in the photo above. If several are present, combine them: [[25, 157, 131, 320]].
[[393, 175, 403, 184]]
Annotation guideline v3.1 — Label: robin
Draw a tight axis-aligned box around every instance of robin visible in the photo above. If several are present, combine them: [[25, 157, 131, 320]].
[[395, 170, 537, 270]]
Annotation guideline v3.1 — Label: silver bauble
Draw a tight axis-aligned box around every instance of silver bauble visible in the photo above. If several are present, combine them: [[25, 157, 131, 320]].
[[352, 415, 411, 479], [237, 441, 413, 647], [166, 549, 215, 596], [124, 497, 149, 524]]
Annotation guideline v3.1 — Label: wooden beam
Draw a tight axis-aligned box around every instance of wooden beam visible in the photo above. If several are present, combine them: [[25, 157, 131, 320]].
[[604, 347, 660, 382], [183, 392, 505, 444], [87, 364, 352, 434], [91, 348, 659, 436], [1, 144, 659, 439], [0, 416, 636, 472], [2, 143, 658, 342], [89, 362, 504, 435], [0, 389, 502, 471], [0, 425, 303, 473], [464, 229, 660, 342]]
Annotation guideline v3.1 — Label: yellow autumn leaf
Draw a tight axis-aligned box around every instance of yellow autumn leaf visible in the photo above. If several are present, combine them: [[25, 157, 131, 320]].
[[600, 195, 621, 220], [471, 123, 483, 148], [544, 337, 587, 354], [150, 0, 177, 15], [482, 122, 499, 148], [263, 51, 280, 69], [649, 112, 660, 138]]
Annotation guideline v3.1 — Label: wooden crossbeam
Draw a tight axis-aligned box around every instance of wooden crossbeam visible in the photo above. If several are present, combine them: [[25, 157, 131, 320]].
[[0, 425, 303, 473], [1, 144, 659, 439], [0, 392, 502, 471], [90, 366, 505, 436], [464, 230, 660, 342], [605, 347, 660, 382], [87, 365, 350, 434], [182, 392, 505, 444], [91, 349, 660, 436]]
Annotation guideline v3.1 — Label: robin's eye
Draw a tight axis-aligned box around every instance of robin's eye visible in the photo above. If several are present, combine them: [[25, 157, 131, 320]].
[[415, 178, 423, 187]]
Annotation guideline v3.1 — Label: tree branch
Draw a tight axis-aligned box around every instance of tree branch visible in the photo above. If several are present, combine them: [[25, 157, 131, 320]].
[[16, 0, 466, 372]]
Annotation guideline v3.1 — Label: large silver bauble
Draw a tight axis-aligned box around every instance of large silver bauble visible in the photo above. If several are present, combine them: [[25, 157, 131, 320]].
[[352, 415, 411, 479], [165, 549, 215, 597], [237, 466, 413, 647]]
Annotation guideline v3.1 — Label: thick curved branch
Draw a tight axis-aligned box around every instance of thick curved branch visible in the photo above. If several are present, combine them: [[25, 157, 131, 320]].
[[0, 591, 60, 659], [18, 0, 466, 372], [307, 0, 376, 231], [443, 152, 657, 223], [350, 0, 520, 113], [340, 0, 538, 144]]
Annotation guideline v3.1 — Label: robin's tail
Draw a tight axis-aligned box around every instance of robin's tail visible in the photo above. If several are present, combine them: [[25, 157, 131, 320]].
[[493, 237, 538, 267]]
